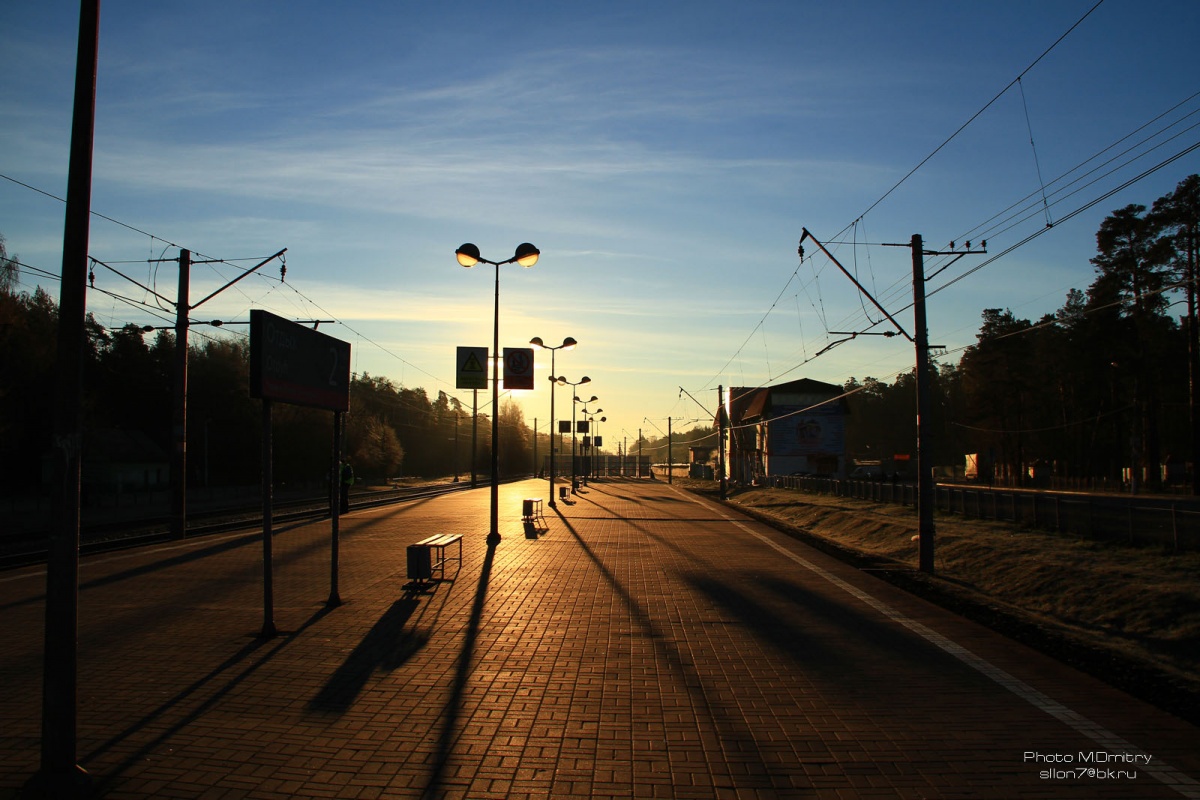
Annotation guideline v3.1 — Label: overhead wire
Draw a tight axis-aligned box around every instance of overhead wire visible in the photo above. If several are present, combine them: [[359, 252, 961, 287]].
[[953, 89, 1200, 248], [0, 172, 456, 394], [780, 97, 1200, 347], [931, 135, 1200, 298], [703, 0, 1111, 392], [1018, 76, 1054, 228], [853, 0, 1109, 225]]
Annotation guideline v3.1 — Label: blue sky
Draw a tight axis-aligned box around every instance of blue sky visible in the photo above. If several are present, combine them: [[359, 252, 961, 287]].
[[3, 0, 1199, 451]]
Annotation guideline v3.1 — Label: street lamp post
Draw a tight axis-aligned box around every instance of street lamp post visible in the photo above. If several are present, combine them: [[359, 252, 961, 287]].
[[456, 242, 540, 546], [530, 336, 576, 509], [581, 404, 602, 484], [595, 415, 607, 477], [575, 395, 599, 488], [557, 379, 591, 494]]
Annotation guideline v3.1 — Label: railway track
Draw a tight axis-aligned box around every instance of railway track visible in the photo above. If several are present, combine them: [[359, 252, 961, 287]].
[[0, 479, 510, 570]]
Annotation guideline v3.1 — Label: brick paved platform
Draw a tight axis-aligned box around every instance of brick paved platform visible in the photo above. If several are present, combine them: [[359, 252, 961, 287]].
[[2, 478, 1198, 798]]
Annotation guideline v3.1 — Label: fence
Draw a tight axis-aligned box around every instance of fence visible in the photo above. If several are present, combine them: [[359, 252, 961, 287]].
[[540, 455, 653, 479], [759, 474, 1200, 551]]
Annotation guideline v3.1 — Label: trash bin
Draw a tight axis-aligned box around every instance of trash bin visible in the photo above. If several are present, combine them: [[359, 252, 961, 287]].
[[407, 545, 432, 580]]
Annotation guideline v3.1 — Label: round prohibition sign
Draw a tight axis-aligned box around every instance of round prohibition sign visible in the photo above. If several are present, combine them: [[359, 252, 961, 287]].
[[506, 349, 532, 374]]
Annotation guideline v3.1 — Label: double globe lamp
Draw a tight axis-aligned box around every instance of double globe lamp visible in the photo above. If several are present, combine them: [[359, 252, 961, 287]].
[[530, 336, 577, 508], [455, 242, 540, 546]]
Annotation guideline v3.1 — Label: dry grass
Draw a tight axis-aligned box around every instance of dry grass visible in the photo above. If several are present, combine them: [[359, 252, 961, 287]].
[[692, 482, 1200, 696]]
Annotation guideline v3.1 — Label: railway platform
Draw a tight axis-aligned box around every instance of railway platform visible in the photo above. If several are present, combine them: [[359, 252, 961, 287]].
[[2, 478, 1198, 798]]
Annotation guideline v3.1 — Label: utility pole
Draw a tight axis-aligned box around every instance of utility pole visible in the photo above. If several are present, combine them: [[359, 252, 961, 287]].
[[134, 248, 284, 541], [911, 234, 935, 574], [667, 416, 673, 485], [170, 249, 190, 539], [903, 233, 984, 573], [805, 226, 982, 575], [718, 385, 727, 500], [1186, 219, 1200, 495], [34, 1, 99, 794]]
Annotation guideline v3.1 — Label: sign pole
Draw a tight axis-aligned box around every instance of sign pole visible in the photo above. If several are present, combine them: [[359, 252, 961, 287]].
[[328, 410, 343, 607], [261, 398, 277, 639], [248, 310, 351, 632]]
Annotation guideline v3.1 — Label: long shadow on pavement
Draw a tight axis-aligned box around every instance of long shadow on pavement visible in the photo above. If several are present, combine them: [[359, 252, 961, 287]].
[[584, 486, 959, 679], [85, 603, 336, 795], [308, 597, 429, 714], [420, 542, 496, 800], [0, 531, 262, 614], [549, 504, 789, 793]]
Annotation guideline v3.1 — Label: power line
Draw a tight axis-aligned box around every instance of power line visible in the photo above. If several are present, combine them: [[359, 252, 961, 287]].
[[1, 172, 452, 390], [930, 137, 1200, 298], [772, 109, 1200, 354], [854, 0, 1108, 225], [1, 172, 175, 245], [705, 1, 1109, 390]]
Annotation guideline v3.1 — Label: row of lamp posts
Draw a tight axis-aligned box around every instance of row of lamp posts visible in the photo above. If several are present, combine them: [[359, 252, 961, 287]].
[[529, 337, 577, 510], [456, 242, 608, 545]]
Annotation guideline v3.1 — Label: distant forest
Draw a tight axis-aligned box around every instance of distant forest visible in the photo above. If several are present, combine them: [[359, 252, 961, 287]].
[[1, 174, 1197, 495], [843, 174, 1200, 492]]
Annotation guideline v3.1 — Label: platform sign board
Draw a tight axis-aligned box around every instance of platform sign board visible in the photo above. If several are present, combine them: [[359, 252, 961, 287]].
[[576, 420, 590, 434], [503, 347, 535, 390], [559, 421, 571, 434], [250, 309, 350, 411], [456, 346, 489, 390]]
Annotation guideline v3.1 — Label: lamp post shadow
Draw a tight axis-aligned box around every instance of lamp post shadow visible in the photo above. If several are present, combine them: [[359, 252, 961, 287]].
[[421, 542, 496, 799]]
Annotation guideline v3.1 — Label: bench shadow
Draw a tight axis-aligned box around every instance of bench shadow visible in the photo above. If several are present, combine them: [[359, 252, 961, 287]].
[[307, 597, 429, 715]]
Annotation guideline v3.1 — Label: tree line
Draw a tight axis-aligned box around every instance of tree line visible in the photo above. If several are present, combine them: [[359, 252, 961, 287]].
[[2, 174, 1196, 496], [0, 246, 538, 493], [844, 174, 1199, 492]]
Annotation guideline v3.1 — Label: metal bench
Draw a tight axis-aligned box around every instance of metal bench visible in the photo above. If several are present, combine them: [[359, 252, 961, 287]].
[[522, 498, 547, 528], [406, 533, 463, 589]]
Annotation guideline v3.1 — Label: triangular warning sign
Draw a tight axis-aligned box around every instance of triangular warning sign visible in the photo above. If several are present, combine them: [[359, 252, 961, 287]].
[[456, 345, 489, 389], [463, 352, 484, 372]]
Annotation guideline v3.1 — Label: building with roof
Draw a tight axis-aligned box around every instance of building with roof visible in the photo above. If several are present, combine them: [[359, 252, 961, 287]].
[[723, 378, 847, 484]]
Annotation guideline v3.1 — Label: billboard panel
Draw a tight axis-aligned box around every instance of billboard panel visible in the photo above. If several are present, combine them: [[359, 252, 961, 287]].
[[250, 310, 351, 411], [766, 406, 844, 456]]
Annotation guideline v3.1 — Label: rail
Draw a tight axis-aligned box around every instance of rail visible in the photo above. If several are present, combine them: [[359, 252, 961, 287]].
[[1, 476, 532, 569]]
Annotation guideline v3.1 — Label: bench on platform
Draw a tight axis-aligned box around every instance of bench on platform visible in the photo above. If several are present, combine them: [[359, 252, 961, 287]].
[[522, 498, 547, 528], [406, 533, 463, 588]]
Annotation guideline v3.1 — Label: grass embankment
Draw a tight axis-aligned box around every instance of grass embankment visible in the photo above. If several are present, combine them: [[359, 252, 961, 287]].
[[686, 481, 1200, 724]]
